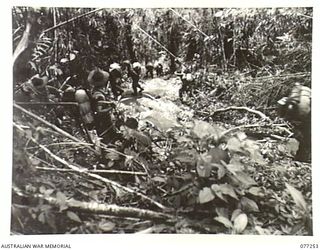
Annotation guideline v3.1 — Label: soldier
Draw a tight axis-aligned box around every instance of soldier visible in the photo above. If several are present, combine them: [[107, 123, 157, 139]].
[[109, 63, 124, 99], [121, 60, 131, 82], [74, 69, 118, 144], [145, 62, 154, 78], [178, 65, 194, 100], [15, 75, 59, 102], [124, 61, 144, 96], [122, 60, 131, 72], [278, 83, 311, 162], [58, 52, 83, 88], [155, 63, 163, 77]]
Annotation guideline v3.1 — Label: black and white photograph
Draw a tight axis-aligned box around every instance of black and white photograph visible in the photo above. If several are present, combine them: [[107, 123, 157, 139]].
[[3, 1, 319, 247]]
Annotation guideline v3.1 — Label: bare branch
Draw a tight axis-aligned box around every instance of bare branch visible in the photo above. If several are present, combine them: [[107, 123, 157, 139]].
[[13, 122, 166, 210], [13, 103, 149, 174], [35, 166, 147, 176], [221, 122, 292, 138], [15, 102, 79, 106], [213, 106, 270, 120], [42, 8, 104, 34], [12, 186, 174, 221]]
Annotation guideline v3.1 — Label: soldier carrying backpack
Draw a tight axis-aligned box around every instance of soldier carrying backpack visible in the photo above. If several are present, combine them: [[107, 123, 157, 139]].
[[277, 83, 311, 162], [123, 61, 144, 96], [145, 62, 154, 78], [109, 63, 124, 99], [178, 65, 194, 100], [74, 68, 118, 144]]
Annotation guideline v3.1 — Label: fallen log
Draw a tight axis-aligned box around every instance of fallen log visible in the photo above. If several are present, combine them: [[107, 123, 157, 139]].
[[12, 186, 174, 221]]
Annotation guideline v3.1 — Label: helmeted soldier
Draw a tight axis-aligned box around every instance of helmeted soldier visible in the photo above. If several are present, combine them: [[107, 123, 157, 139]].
[[145, 62, 154, 78], [109, 63, 124, 99], [74, 69, 118, 144], [177, 64, 194, 100], [15, 75, 58, 102], [155, 62, 163, 77], [124, 61, 144, 96], [278, 83, 311, 162], [133, 62, 144, 95]]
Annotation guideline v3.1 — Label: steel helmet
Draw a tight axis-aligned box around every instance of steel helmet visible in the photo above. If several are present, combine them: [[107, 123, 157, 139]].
[[87, 69, 109, 87], [110, 63, 121, 73], [132, 62, 141, 70]]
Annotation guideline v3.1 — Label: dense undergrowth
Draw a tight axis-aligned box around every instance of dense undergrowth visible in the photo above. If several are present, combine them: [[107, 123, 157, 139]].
[[11, 7, 312, 235], [12, 73, 312, 235]]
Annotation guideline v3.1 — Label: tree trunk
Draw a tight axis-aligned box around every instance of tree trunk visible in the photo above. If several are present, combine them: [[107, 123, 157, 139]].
[[168, 23, 178, 73], [53, 8, 58, 62], [124, 13, 136, 62], [13, 9, 38, 83]]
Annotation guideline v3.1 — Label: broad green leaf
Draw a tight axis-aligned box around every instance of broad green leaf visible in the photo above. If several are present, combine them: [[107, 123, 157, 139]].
[[67, 211, 82, 223], [251, 150, 266, 165], [38, 212, 46, 224], [124, 155, 134, 167], [60, 58, 69, 63], [56, 191, 68, 212], [236, 132, 247, 140], [30, 158, 40, 166], [174, 149, 197, 164], [283, 138, 300, 156], [152, 176, 166, 183], [215, 207, 229, 218], [98, 221, 116, 232], [68, 198, 83, 207], [114, 186, 126, 199], [39, 205, 51, 212], [130, 130, 152, 147], [243, 140, 266, 165], [231, 209, 243, 222], [217, 165, 226, 179], [108, 161, 114, 168], [227, 174, 242, 187], [211, 184, 227, 202], [197, 165, 212, 178], [39, 186, 46, 194], [44, 189, 54, 196], [199, 187, 215, 204], [88, 190, 99, 200], [285, 183, 308, 212], [241, 197, 259, 212], [220, 183, 238, 200], [105, 151, 120, 161], [214, 10, 224, 17], [25, 129, 32, 139], [225, 163, 244, 175], [143, 110, 179, 132], [192, 120, 222, 140], [214, 216, 233, 229], [229, 156, 243, 166], [277, 145, 286, 154], [215, 191, 227, 202], [227, 137, 242, 153], [45, 212, 56, 230], [177, 136, 192, 143], [248, 187, 264, 197], [233, 213, 248, 233], [233, 172, 257, 188], [56, 191, 67, 203], [255, 226, 271, 235]]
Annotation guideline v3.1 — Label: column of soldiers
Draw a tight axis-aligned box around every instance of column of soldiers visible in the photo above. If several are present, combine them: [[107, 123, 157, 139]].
[[14, 58, 164, 144], [14, 56, 311, 162]]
